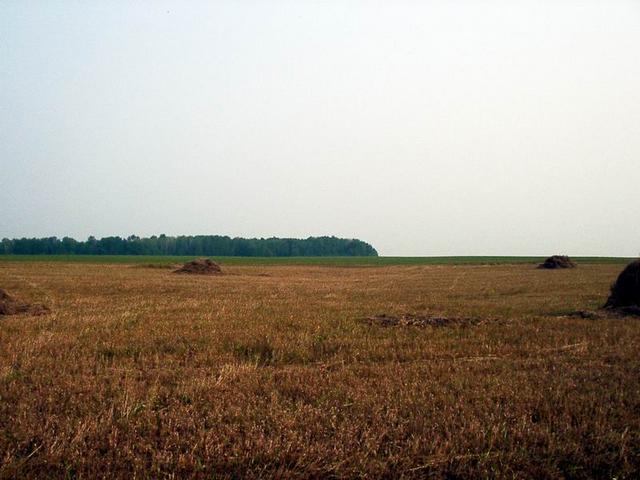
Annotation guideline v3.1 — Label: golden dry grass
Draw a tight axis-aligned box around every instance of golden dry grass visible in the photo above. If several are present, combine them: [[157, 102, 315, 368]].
[[0, 262, 639, 478]]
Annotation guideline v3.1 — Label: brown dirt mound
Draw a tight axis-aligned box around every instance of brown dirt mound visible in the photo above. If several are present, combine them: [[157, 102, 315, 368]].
[[0, 288, 49, 316], [538, 255, 576, 269], [604, 260, 640, 313], [359, 313, 482, 328], [173, 258, 222, 275]]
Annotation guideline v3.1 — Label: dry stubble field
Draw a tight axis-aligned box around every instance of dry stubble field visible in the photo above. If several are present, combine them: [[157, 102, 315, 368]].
[[1, 261, 639, 478]]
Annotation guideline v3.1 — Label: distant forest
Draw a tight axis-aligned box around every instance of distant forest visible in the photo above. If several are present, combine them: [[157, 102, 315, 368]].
[[0, 235, 378, 257]]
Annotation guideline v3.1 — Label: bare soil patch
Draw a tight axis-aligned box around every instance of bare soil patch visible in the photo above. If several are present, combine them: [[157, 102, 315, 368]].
[[614, 306, 640, 316], [359, 313, 482, 328], [538, 255, 576, 269], [553, 308, 640, 320], [0, 288, 49, 316], [554, 310, 603, 319], [173, 258, 222, 275]]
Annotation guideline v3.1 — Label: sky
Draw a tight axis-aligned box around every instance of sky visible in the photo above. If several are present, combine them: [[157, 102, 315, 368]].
[[1, 1, 639, 256]]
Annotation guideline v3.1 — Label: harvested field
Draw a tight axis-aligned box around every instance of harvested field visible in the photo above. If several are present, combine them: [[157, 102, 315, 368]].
[[0, 261, 639, 478]]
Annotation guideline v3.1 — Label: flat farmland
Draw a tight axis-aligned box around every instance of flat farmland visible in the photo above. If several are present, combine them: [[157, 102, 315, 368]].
[[0, 260, 639, 478], [0, 255, 632, 266]]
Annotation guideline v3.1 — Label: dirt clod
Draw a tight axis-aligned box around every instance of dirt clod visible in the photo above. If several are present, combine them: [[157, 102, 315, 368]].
[[0, 288, 49, 316], [173, 258, 222, 275], [561, 310, 602, 319], [359, 313, 482, 328], [604, 260, 640, 314], [538, 255, 576, 269]]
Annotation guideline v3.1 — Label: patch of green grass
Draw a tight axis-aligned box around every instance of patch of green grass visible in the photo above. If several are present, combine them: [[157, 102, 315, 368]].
[[0, 254, 633, 266]]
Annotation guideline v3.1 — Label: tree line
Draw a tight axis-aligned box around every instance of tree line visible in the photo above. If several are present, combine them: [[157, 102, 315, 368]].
[[0, 235, 378, 257]]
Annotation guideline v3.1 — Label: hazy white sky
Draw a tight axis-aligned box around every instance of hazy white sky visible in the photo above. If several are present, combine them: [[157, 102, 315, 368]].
[[1, 1, 639, 256]]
